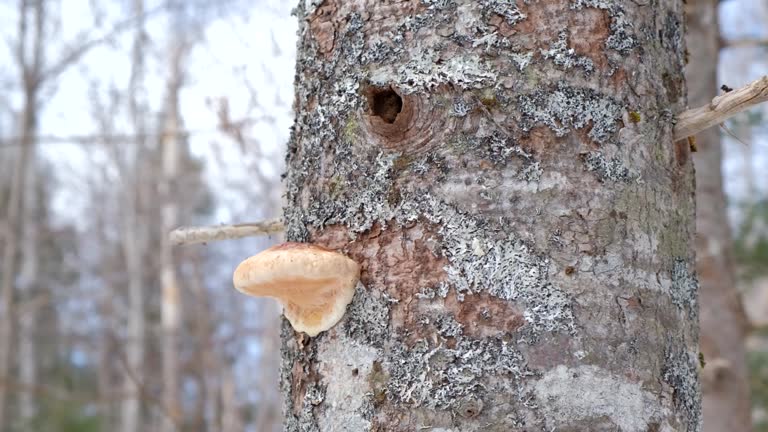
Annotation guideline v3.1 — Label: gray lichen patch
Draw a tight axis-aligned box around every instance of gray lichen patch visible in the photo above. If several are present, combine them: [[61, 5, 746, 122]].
[[403, 195, 575, 335], [371, 51, 497, 95], [294, 149, 399, 236], [570, 0, 638, 54], [669, 258, 699, 321], [280, 320, 325, 432], [458, 130, 541, 178], [541, 29, 595, 75], [509, 51, 533, 71], [533, 365, 663, 431], [479, 0, 527, 26], [288, 386, 325, 432], [440, 228, 574, 333], [581, 151, 633, 183], [432, 313, 464, 338], [662, 341, 703, 432], [384, 335, 535, 410], [451, 96, 474, 117], [517, 83, 623, 145], [343, 282, 391, 346]]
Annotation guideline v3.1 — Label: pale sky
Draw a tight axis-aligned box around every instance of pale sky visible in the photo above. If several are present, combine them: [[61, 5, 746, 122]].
[[0, 0, 297, 231]]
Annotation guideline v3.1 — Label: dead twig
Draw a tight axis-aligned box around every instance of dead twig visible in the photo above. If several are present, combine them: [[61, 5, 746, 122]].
[[673, 75, 768, 141], [170, 219, 284, 246]]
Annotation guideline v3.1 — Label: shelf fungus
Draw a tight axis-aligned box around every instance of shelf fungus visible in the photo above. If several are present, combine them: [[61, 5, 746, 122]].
[[232, 242, 360, 337]]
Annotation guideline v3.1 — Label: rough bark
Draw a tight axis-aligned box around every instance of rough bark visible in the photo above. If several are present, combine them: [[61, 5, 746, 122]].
[[685, 1, 753, 430], [279, 1, 700, 431]]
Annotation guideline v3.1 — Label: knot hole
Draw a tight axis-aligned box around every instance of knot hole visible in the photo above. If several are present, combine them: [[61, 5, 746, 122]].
[[367, 86, 402, 124]]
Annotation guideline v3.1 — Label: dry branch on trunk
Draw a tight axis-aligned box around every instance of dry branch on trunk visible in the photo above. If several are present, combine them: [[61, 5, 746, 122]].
[[169, 219, 285, 245], [673, 75, 768, 140]]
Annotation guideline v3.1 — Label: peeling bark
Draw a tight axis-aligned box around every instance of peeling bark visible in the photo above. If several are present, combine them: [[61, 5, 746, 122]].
[[280, 1, 700, 430], [685, 0, 753, 430]]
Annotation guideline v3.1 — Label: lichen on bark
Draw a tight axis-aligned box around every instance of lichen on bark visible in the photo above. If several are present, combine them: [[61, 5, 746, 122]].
[[280, 0, 700, 430]]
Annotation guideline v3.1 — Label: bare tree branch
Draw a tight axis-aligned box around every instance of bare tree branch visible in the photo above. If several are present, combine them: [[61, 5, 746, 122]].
[[720, 37, 768, 49], [673, 75, 768, 141], [170, 219, 284, 245], [40, 2, 170, 83]]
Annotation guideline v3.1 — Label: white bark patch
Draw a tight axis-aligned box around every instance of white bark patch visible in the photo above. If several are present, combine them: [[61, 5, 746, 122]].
[[371, 51, 497, 94], [316, 337, 379, 431], [533, 365, 661, 431]]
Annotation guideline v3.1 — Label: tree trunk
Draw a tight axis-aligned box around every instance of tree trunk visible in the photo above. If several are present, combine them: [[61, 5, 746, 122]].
[[16, 86, 40, 422], [279, 1, 701, 431], [685, 1, 753, 430], [0, 99, 32, 431], [159, 35, 186, 432], [0, 0, 44, 423], [121, 1, 148, 430], [120, 167, 147, 432]]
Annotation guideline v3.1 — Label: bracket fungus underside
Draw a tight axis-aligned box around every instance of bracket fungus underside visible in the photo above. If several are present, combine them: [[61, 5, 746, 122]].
[[232, 242, 361, 337]]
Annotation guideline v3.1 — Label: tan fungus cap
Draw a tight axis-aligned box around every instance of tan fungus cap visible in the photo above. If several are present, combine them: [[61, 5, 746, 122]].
[[232, 242, 360, 337]]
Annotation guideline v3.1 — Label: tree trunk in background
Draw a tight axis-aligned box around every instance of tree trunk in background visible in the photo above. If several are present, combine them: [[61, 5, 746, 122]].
[[120, 160, 147, 432], [280, 1, 700, 431], [122, 1, 148, 430], [221, 367, 245, 432], [254, 301, 281, 432], [735, 119, 755, 204], [1, 0, 44, 425], [0, 97, 32, 431], [16, 84, 40, 424], [159, 35, 186, 432], [685, 1, 753, 430]]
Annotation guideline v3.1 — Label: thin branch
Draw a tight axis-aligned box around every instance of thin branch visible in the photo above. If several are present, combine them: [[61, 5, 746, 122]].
[[39, 2, 170, 82], [170, 219, 284, 245], [673, 75, 768, 140], [720, 37, 768, 49], [0, 117, 270, 148]]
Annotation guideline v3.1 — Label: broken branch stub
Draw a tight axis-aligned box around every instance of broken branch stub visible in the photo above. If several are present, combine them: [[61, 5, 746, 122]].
[[673, 75, 768, 140]]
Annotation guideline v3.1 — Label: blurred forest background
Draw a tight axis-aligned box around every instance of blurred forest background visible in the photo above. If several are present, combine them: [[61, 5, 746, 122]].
[[0, 0, 765, 431]]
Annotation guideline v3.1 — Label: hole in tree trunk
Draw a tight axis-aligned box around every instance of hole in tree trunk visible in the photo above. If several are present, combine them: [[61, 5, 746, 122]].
[[367, 86, 402, 124]]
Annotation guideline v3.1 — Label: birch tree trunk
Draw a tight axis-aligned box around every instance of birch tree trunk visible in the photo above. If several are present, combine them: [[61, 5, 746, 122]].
[[159, 34, 186, 432], [279, 1, 701, 431], [120, 144, 147, 432], [685, 1, 753, 430], [16, 85, 40, 423], [122, 1, 148, 429], [1, 0, 44, 424], [0, 95, 32, 431]]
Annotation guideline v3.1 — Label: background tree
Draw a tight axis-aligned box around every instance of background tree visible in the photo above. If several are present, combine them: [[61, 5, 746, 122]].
[[1, 0, 289, 430], [685, 0, 754, 430]]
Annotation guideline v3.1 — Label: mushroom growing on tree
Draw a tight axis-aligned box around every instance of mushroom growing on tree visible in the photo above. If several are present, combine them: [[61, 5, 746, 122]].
[[232, 242, 360, 337]]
